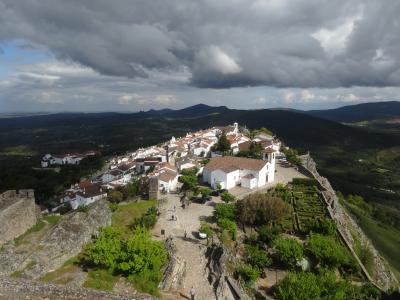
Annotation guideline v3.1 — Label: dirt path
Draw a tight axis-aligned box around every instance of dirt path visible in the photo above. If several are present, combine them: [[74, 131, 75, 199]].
[[153, 194, 219, 300]]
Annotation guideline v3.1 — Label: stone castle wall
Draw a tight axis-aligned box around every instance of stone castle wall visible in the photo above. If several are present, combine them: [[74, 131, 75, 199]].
[[300, 154, 398, 291], [0, 190, 37, 246]]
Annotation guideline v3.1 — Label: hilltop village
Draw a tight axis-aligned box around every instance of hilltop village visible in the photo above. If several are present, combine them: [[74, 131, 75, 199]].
[[0, 122, 397, 300], [45, 122, 281, 211]]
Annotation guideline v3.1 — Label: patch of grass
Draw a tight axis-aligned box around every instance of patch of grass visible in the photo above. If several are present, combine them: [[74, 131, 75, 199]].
[[11, 259, 37, 278], [0, 145, 37, 156], [14, 219, 46, 245], [112, 199, 157, 232], [43, 215, 62, 225], [128, 269, 162, 296], [83, 269, 118, 291], [348, 204, 400, 278], [40, 257, 80, 283]]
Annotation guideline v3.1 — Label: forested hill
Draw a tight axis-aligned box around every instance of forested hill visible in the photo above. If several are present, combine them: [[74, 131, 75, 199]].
[[305, 101, 400, 123]]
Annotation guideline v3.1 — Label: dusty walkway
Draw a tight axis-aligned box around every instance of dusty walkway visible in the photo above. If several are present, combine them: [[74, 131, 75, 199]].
[[153, 194, 220, 299]]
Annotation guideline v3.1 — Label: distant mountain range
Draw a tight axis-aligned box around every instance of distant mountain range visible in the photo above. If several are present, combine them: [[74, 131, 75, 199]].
[[304, 101, 400, 123], [140, 101, 400, 123]]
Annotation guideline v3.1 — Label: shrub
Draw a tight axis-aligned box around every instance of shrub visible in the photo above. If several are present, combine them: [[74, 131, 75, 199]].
[[199, 187, 212, 198], [237, 193, 292, 226], [107, 190, 124, 203], [199, 222, 214, 238], [109, 203, 119, 212], [292, 178, 319, 187], [307, 234, 348, 269], [133, 206, 158, 229], [83, 226, 168, 295], [221, 191, 236, 203], [214, 203, 237, 221], [235, 264, 259, 286], [218, 218, 237, 241], [275, 269, 365, 300], [274, 237, 304, 270], [258, 225, 279, 246], [246, 245, 272, 270]]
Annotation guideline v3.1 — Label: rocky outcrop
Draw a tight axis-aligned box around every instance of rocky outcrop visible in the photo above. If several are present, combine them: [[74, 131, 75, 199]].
[[300, 154, 399, 291], [0, 190, 37, 246], [205, 237, 250, 300], [159, 237, 186, 291], [0, 199, 112, 279], [0, 275, 156, 300]]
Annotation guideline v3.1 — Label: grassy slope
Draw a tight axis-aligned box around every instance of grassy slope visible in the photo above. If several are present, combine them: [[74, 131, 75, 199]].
[[112, 199, 157, 232], [346, 204, 400, 279]]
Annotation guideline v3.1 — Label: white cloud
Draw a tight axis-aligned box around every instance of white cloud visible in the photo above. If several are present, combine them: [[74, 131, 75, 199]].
[[300, 90, 316, 102], [312, 12, 362, 55], [337, 93, 360, 102], [195, 45, 242, 75], [282, 91, 295, 103]]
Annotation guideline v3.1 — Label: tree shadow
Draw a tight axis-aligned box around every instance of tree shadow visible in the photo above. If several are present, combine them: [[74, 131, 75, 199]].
[[199, 215, 215, 223]]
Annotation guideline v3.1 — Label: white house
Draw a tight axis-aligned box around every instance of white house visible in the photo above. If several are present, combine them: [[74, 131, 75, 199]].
[[158, 170, 179, 193], [150, 163, 179, 193], [203, 156, 275, 190], [102, 169, 123, 183], [70, 187, 107, 210]]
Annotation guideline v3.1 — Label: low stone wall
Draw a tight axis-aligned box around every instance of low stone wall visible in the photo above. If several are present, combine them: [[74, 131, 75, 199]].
[[0, 190, 37, 246], [0, 276, 156, 300], [300, 154, 399, 291]]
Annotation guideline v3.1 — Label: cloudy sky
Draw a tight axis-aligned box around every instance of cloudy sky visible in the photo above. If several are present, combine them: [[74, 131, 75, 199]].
[[0, 0, 400, 112]]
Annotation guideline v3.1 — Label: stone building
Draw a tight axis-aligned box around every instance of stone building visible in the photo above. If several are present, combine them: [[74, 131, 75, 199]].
[[0, 190, 37, 245]]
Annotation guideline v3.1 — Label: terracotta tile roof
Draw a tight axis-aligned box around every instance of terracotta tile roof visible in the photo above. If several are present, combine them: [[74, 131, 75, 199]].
[[158, 170, 178, 182], [204, 156, 267, 173]]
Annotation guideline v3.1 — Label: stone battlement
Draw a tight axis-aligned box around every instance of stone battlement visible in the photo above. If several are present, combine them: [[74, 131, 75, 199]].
[[0, 189, 37, 246]]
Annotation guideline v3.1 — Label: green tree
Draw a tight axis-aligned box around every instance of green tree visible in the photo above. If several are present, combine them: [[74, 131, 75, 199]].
[[237, 193, 292, 227], [274, 237, 304, 269], [235, 264, 259, 287], [199, 187, 212, 199], [199, 222, 214, 240], [214, 203, 237, 221], [107, 190, 124, 203], [179, 173, 198, 194], [275, 272, 321, 300], [119, 227, 168, 275], [213, 131, 231, 153], [246, 244, 272, 270], [276, 270, 364, 300], [84, 227, 123, 270], [221, 191, 236, 203], [283, 148, 301, 165], [258, 225, 279, 246], [218, 218, 237, 240]]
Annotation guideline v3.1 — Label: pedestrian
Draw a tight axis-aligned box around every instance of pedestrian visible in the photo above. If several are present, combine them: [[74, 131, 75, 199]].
[[190, 286, 195, 300], [173, 204, 176, 211], [184, 230, 187, 239]]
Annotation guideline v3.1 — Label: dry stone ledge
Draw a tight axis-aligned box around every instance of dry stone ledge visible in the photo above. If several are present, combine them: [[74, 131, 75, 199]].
[[158, 237, 186, 291], [0, 189, 37, 246], [0, 276, 157, 300], [0, 199, 112, 279]]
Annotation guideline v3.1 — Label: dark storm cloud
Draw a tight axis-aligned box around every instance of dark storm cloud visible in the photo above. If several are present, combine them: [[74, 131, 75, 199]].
[[0, 0, 400, 88]]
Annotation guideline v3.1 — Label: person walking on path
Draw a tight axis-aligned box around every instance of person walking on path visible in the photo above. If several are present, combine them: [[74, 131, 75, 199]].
[[190, 286, 195, 300]]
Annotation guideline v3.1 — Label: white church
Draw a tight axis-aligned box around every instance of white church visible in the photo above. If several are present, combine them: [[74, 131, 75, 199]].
[[202, 150, 276, 190]]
